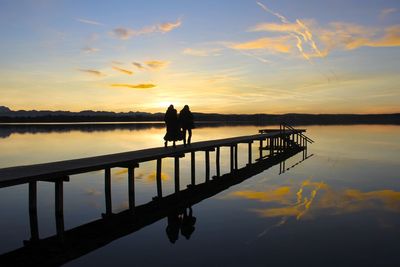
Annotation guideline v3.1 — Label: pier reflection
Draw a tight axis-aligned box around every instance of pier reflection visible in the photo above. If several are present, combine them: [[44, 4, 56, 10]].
[[0, 147, 309, 266]]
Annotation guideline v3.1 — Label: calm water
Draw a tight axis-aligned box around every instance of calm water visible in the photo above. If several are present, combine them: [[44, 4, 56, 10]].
[[0, 124, 400, 266]]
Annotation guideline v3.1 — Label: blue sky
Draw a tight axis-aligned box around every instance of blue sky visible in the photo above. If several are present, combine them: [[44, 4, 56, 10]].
[[0, 0, 399, 113]]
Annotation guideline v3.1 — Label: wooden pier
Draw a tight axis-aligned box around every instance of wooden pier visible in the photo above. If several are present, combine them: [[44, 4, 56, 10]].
[[0, 125, 313, 266], [0, 146, 311, 266]]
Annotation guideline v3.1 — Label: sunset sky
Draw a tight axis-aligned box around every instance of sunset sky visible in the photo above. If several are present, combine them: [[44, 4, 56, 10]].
[[0, 0, 399, 114]]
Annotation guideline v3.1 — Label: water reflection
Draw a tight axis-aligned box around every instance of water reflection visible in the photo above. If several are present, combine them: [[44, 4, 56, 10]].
[[166, 207, 196, 243], [229, 180, 400, 220], [0, 148, 305, 266]]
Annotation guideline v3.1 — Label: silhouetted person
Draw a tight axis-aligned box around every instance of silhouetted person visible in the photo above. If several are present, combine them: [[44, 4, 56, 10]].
[[179, 105, 194, 146], [180, 207, 196, 240], [166, 212, 182, 244], [164, 105, 179, 147]]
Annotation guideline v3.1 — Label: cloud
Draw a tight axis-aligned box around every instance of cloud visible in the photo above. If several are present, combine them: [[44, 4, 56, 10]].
[[317, 23, 400, 52], [112, 27, 135, 40], [158, 18, 182, 32], [145, 60, 169, 70], [183, 48, 222, 56], [111, 18, 182, 40], [112, 66, 133, 75], [75, 18, 103, 26], [230, 36, 292, 53], [111, 83, 156, 89], [78, 69, 106, 77], [132, 62, 145, 69], [380, 8, 397, 19], [82, 46, 100, 53]]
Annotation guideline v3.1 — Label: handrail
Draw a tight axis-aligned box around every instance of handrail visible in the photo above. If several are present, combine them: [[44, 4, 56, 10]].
[[281, 123, 314, 143]]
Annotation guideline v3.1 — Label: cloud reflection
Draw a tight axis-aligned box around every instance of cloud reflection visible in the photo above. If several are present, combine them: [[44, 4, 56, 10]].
[[229, 180, 400, 222]]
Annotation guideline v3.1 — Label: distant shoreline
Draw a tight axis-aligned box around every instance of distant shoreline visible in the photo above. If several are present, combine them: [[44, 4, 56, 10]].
[[1, 106, 399, 125]]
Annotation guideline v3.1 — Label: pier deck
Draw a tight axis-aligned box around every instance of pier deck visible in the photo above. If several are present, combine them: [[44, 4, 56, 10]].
[[0, 130, 305, 188]]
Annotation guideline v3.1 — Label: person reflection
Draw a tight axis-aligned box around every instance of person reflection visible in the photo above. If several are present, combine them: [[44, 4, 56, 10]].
[[164, 105, 179, 148], [166, 211, 182, 244], [179, 105, 194, 147], [181, 206, 196, 240]]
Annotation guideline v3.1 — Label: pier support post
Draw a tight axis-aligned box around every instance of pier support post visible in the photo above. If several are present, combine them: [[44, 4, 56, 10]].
[[128, 166, 136, 212], [191, 152, 195, 185], [216, 147, 220, 178], [259, 140, 263, 159], [174, 156, 180, 193], [55, 179, 64, 239], [230, 145, 234, 172], [205, 150, 210, 181], [234, 144, 238, 170], [156, 158, 162, 198], [104, 168, 112, 216], [29, 181, 39, 241], [248, 142, 252, 165], [270, 138, 273, 156]]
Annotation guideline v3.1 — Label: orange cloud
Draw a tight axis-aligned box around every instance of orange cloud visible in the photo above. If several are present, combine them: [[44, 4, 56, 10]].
[[158, 18, 182, 32], [111, 83, 156, 89], [145, 60, 169, 70], [78, 69, 106, 77], [112, 66, 133, 75], [230, 37, 292, 53]]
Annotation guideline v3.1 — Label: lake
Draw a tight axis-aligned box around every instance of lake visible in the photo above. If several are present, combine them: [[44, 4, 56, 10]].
[[0, 124, 399, 266]]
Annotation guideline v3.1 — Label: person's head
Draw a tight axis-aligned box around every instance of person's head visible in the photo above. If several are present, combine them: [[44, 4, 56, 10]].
[[168, 104, 174, 110], [184, 105, 189, 111]]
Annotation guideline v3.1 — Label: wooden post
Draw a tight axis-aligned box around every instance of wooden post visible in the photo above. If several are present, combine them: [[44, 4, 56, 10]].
[[205, 150, 210, 181], [191, 152, 195, 185], [216, 147, 220, 178], [128, 167, 135, 212], [270, 138, 273, 156], [174, 156, 180, 192], [29, 181, 39, 241], [230, 145, 234, 172], [259, 139, 263, 159], [156, 158, 162, 197], [248, 142, 252, 165], [234, 144, 238, 170], [55, 179, 64, 239], [105, 168, 112, 216]]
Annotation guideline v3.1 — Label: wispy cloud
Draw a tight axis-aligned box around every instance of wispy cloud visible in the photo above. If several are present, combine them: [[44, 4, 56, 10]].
[[111, 83, 156, 89], [230, 36, 292, 53], [111, 18, 182, 40], [75, 18, 103, 26], [380, 8, 397, 19], [132, 62, 145, 69], [112, 66, 133, 75], [82, 46, 100, 53], [158, 18, 182, 32], [183, 47, 222, 56], [145, 60, 169, 70], [317, 23, 400, 52], [78, 69, 106, 77]]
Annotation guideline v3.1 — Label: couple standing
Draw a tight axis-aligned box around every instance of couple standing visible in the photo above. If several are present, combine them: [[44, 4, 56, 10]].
[[164, 105, 194, 147]]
